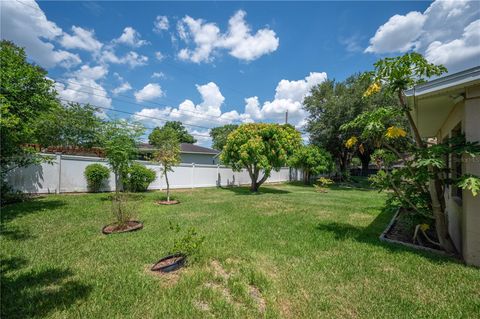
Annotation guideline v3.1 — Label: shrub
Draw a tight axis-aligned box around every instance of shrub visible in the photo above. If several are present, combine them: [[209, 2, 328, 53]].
[[169, 222, 205, 262], [314, 177, 334, 193], [124, 163, 156, 192], [84, 164, 110, 192]]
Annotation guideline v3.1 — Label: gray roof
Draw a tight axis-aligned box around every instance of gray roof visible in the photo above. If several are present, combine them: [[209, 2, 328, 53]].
[[405, 66, 480, 97], [138, 143, 219, 155]]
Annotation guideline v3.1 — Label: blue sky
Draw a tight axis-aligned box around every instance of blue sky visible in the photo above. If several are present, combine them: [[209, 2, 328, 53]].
[[2, 1, 479, 146]]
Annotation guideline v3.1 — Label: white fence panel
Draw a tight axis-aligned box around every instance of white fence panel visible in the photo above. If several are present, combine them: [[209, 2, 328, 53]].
[[6, 154, 296, 194], [7, 155, 60, 193]]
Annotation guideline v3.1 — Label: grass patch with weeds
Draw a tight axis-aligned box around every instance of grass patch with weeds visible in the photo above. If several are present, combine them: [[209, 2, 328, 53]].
[[1, 183, 479, 318]]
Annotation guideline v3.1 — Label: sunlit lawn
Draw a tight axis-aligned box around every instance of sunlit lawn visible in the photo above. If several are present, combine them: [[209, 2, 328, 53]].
[[1, 183, 479, 318]]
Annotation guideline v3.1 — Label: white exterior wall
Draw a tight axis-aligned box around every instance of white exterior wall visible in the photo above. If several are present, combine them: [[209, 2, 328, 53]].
[[6, 154, 295, 194], [462, 85, 480, 266]]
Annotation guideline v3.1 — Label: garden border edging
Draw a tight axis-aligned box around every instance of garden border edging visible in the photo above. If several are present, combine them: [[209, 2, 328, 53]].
[[379, 208, 453, 257]]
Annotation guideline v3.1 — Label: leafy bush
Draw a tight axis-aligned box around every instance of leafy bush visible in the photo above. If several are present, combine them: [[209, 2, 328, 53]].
[[124, 163, 156, 192], [169, 222, 205, 261], [84, 164, 110, 192], [314, 177, 334, 193], [316, 177, 334, 186]]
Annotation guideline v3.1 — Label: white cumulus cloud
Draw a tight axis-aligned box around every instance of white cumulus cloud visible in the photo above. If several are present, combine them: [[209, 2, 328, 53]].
[[112, 82, 132, 95], [60, 26, 103, 52], [134, 83, 164, 102], [176, 10, 279, 63], [101, 50, 148, 68], [56, 64, 112, 109], [0, 0, 81, 68], [154, 15, 169, 32], [365, 0, 480, 72], [365, 12, 426, 53], [113, 27, 149, 47]]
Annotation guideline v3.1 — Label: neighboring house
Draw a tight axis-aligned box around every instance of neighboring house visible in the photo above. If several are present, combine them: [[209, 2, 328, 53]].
[[405, 66, 480, 266], [138, 143, 220, 165]]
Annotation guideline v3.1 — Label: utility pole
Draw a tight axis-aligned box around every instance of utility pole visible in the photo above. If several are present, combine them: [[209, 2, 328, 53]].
[[285, 110, 288, 124]]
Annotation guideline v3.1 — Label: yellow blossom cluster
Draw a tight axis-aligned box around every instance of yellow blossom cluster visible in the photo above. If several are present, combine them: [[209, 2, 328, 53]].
[[385, 126, 407, 139], [345, 136, 358, 149], [363, 82, 381, 97]]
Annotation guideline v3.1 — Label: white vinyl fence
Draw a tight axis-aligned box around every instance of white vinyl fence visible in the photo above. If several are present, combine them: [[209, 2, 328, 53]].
[[6, 154, 299, 194]]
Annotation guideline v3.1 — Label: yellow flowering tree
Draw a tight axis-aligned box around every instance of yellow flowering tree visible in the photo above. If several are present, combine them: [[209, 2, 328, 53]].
[[222, 123, 301, 192], [361, 53, 480, 254]]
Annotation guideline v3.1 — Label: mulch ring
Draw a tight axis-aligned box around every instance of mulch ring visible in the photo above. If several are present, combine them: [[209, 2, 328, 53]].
[[102, 220, 143, 234], [155, 200, 180, 205]]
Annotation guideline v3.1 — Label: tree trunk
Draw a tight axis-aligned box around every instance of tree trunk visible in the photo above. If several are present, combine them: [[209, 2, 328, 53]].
[[358, 152, 371, 176], [114, 171, 120, 195], [165, 169, 170, 202], [398, 90, 456, 254], [248, 166, 270, 192], [429, 175, 456, 252], [303, 169, 310, 184]]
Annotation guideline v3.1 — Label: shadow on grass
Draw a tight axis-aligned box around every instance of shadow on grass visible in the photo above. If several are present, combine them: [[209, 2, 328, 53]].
[[99, 193, 147, 202], [220, 186, 291, 195], [1, 199, 66, 242], [315, 207, 461, 265], [0, 256, 92, 318]]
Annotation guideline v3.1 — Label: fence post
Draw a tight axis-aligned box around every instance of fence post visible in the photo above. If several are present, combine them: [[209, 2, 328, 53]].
[[216, 164, 220, 187], [191, 163, 195, 189], [56, 153, 62, 194]]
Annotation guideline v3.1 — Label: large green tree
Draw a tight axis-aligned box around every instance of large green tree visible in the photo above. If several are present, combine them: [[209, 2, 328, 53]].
[[210, 124, 239, 151], [34, 102, 104, 148], [149, 121, 196, 144], [304, 73, 396, 177], [149, 126, 181, 202], [221, 123, 301, 192], [0, 40, 59, 179], [289, 145, 333, 184]]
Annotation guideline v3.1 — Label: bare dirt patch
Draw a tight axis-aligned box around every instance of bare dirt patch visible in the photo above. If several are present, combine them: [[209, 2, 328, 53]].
[[248, 285, 266, 313], [145, 265, 182, 287], [193, 300, 210, 312], [211, 260, 230, 280], [204, 282, 238, 306]]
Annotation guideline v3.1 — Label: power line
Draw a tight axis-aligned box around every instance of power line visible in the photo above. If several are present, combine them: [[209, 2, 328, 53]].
[[58, 98, 213, 131], [102, 112, 212, 139]]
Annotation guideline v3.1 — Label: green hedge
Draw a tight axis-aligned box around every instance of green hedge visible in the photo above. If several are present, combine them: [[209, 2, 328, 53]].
[[124, 163, 156, 192], [84, 164, 110, 192]]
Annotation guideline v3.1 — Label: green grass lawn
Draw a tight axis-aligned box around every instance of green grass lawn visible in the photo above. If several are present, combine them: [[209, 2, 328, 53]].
[[1, 183, 479, 318]]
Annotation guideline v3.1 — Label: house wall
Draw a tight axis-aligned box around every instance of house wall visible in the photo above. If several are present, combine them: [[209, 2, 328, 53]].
[[437, 100, 464, 253], [180, 153, 218, 165], [6, 154, 296, 194], [436, 84, 480, 266], [462, 85, 480, 266]]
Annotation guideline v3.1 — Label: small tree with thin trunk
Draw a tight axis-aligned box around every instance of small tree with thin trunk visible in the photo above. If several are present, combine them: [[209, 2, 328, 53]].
[[150, 126, 181, 202], [221, 123, 301, 192], [101, 120, 143, 194]]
